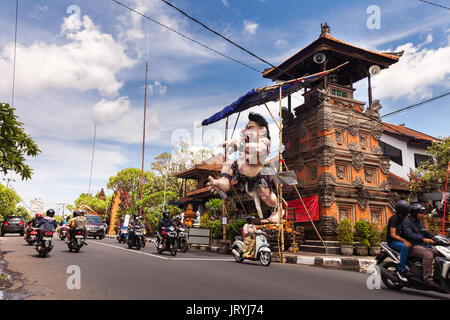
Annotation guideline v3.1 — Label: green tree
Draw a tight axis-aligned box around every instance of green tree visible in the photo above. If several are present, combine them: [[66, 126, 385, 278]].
[[0, 183, 21, 220], [337, 219, 354, 245], [16, 206, 31, 222], [74, 193, 110, 215], [205, 198, 223, 219], [409, 136, 450, 195], [0, 103, 40, 180]]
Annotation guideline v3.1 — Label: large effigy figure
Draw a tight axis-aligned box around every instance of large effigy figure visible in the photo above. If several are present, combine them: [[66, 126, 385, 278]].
[[207, 112, 281, 224]]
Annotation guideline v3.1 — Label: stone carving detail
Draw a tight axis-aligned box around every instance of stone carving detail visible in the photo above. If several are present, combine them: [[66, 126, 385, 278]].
[[348, 115, 360, 136], [352, 176, 364, 189], [380, 157, 391, 174], [388, 192, 400, 211], [335, 129, 343, 145], [299, 120, 308, 138], [294, 157, 305, 171], [352, 151, 365, 170], [318, 110, 335, 131], [348, 142, 359, 152], [372, 145, 383, 155], [353, 177, 369, 210], [317, 216, 338, 236], [381, 179, 392, 192], [336, 164, 346, 179], [364, 168, 374, 183], [317, 146, 335, 167], [318, 173, 336, 207], [319, 136, 335, 148], [360, 134, 367, 149], [310, 166, 318, 180], [371, 122, 383, 140], [364, 99, 382, 118]]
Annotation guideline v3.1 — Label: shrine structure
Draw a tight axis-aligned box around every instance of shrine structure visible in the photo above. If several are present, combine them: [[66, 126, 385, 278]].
[[263, 23, 403, 238]]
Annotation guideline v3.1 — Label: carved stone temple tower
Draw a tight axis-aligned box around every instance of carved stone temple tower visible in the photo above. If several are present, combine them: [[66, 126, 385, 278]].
[[263, 24, 403, 238]]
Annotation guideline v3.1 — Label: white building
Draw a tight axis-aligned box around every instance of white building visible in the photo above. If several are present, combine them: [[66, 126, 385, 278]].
[[29, 198, 45, 216], [380, 122, 435, 184]]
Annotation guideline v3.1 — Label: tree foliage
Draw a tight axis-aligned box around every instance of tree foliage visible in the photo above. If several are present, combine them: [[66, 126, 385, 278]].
[[0, 103, 40, 180], [74, 193, 111, 215], [409, 136, 450, 195], [0, 183, 21, 221]]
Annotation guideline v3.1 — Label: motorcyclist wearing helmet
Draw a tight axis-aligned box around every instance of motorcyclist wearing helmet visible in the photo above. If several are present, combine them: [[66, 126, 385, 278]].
[[402, 203, 439, 288], [67, 210, 88, 244], [158, 210, 173, 248], [128, 213, 143, 243], [24, 213, 44, 240], [387, 200, 411, 282], [37, 209, 58, 231], [242, 216, 257, 259]]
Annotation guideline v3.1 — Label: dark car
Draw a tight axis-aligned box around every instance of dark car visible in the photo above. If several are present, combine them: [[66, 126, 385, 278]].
[[85, 215, 105, 239], [1, 216, 25, 236]]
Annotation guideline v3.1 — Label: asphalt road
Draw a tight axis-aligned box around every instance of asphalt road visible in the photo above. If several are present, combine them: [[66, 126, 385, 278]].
[[0, 234, 448, 300]]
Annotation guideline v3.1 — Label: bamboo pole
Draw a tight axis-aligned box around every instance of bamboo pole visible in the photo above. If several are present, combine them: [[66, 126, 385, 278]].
[[139, 60, 149, 217], [278, 85, 285, 263]]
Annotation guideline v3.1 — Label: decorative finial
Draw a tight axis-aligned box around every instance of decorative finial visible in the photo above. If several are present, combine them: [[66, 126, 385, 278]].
[[320, 23, 330, 37]]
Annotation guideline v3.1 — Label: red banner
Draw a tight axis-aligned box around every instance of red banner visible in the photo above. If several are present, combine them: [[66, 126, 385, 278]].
[[286, 195, 319, 222]]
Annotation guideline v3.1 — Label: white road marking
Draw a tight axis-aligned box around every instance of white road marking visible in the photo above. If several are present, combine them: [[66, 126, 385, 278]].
[[90, 241, 233, 261]]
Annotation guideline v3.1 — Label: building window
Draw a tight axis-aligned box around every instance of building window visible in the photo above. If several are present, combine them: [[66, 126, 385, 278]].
[[379, 141, 403, 166], [338, 205, 354, 224], [370, 207, 385, 227], [414, 153, 432, 168]]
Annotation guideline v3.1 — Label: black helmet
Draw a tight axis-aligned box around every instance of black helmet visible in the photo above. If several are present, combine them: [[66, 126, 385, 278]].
[[410, 203, 426, 218], [247, 216, 255, 224], [46, 209, 55, 217], [162, 210, 169, 220], [395, 200, 410, 217], [73, 211, 78, 217], [133, 213, 139, 219]]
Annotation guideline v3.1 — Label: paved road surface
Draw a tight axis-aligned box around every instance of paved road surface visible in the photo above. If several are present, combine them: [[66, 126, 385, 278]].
[[0, 234, 448, 300]]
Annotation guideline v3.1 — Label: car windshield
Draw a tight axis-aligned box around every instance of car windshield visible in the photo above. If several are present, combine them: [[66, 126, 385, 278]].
[[86, 215, 102, 224], [7, 217, 24, 223]]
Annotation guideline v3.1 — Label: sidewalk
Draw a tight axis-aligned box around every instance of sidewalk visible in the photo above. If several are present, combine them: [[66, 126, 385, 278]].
[[104, 235, 376, 273]]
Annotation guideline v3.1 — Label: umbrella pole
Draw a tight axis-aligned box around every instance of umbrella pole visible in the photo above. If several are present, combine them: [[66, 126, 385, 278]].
[[278, 85, 285, 263]]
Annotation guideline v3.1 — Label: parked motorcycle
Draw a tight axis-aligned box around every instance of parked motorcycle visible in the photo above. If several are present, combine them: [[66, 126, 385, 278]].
[[26, 229, 38, 245], [35, 228, 54, 258], [67, 229, 85, 253], [58, 225, 70, 241], [177, 225, 189, 253], [117, 226, 128, 243], [377, 233, 450, 294], [232, 229, 272, 266], [127, 225, 146, 250], [155, 226, 177, 256]]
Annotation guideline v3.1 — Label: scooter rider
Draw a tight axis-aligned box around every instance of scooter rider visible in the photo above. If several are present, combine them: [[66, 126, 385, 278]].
[[158, 210, 173, 249], [387, 200, 412, 282], [242, 216, 257, 259], [36, 209, 58, 240], [128, 214, 142, 243], [402, 203, 439, 288], [68, 210, 88, 245], [24, 213, 44, 240]]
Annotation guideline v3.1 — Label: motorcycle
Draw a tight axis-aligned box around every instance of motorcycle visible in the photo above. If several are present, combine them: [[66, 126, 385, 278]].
[[155, 226, 177, 256], [232, 229, 272, 266], [116, 226, 128, 243], [176, 225, 189, 253], [67, 229, 85, 253], [58, 225, 70, 241], [26, 229, 38, 245], [377, 233, 450, 294], [35, 228, 54, 258], [127, 225, 146, 250]]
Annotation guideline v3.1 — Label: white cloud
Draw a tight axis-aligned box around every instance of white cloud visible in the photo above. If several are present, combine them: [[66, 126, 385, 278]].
[[243, 20, 259, 35], [372, 42, 450, 100], [222, 0, 230, 7], [149, 81, 168, 96], [274, 39, 289, 48], [0, 13, 136, 98], [93, 97, 131, 124]]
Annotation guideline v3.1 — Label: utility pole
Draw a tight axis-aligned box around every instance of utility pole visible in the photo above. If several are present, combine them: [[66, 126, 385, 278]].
[[88, 124, 96, 196]]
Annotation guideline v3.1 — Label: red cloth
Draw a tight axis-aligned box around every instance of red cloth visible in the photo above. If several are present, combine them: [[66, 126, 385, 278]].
[[286, 195, 319, 222]]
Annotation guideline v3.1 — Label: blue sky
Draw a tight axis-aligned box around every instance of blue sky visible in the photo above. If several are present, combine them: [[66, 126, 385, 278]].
[[0, 0, 449, 213]]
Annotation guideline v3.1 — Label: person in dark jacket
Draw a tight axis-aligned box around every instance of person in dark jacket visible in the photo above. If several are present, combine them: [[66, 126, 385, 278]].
[[386, 200, 411, 282], [158, 211, 173, 249], [401, 203, 439, 288]]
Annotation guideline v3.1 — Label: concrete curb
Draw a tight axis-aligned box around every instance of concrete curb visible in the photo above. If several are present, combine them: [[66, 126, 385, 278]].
[[285, 254, 376, 273]]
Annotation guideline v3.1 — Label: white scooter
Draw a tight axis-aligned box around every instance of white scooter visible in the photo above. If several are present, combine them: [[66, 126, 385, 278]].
[[231, 229, 272, 266]]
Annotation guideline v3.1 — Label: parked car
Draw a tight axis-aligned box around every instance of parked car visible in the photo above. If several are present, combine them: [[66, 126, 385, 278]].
[[85, 215, 105, 239], [1, 216, 25, 236]]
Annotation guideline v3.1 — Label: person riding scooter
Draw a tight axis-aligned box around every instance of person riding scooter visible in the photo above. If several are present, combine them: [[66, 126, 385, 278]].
[[68, 210, 88, 245], [128, 214, 143, 243], [24, 213, 44, 240], [402, 203, 439, 288], [242, 216, 257, 259], [158, 210, 173, 249], [35, 209, 58, 240], [387, 200, 411, 282]]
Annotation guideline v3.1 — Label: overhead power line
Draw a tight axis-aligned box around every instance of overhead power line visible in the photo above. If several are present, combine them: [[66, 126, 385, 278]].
[[110, 0, 262, 73], [418, 0, 450, 10]]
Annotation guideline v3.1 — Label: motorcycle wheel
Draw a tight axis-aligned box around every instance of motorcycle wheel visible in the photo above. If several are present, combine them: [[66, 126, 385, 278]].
[[259, 251, 271, 266], [380, 261, 403, 291], [170, 243, 177, 256], [127, 242, 133, 249]]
